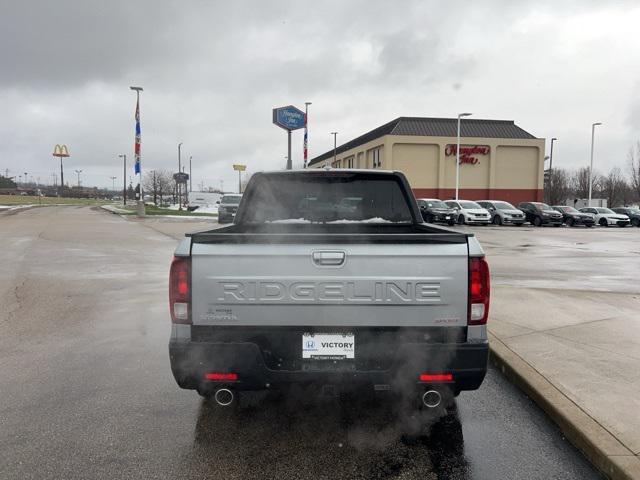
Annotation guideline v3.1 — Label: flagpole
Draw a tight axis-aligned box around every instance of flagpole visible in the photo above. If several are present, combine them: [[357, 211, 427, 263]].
[[130, 86, 144, 216]]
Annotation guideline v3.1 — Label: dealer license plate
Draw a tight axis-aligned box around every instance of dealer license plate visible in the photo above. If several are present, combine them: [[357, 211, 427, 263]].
[[302, 333, 355, 360]]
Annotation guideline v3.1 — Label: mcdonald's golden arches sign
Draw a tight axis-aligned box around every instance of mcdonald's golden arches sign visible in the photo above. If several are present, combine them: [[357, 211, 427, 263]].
[[52, 144, 70, 157]]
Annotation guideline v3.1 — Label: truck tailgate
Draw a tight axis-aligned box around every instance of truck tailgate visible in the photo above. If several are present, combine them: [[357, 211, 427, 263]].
[[190, 242, 468, 328]]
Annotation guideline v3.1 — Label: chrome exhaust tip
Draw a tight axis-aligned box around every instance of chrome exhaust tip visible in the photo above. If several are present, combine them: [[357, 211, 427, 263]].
[[422, 390, 442, 408], [214, 388, 234, 406]]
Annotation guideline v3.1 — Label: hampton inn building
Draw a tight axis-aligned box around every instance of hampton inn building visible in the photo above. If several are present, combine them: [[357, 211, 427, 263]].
[[308, 117, 546, 204]]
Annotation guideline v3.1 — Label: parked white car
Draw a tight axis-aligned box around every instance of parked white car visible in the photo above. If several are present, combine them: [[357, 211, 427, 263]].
[[444, 200, 491, 225], [579, 207, 630, 227]]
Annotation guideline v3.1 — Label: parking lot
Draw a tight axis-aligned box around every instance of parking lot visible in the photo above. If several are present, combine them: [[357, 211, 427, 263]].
[[4, 206, 638, 479]]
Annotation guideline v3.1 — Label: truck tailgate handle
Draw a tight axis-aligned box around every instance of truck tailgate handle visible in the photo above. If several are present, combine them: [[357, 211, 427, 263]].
[[312, 251, 345, 266]]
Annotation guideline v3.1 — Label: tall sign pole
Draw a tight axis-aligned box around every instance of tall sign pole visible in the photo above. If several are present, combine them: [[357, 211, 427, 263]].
[[130, 86, 145, 216], [273, 105, 305, 170], [52, 144, 70, 197], [303, 102, 312, 168], [233, 164, 246, 193]]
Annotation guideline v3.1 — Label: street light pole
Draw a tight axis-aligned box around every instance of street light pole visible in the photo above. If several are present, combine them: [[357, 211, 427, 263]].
[[549, 137, 557, 171], [588, 123, 602, 207], [119, 154, 127, 205], [189, 156, 192, 192], [455, 113, 472, 200], [110, 176, 117, 192], [331, 132, 338, 165], [304, 102, 312, 168], [74, 169, 82, 187], [178, 142, 183, 210]]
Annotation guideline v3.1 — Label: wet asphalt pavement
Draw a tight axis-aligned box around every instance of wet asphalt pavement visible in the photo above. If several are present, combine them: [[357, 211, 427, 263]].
[[0, 207, 603, 479]]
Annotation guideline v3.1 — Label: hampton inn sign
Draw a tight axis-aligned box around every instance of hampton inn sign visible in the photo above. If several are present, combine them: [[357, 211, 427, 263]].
[[444, 145, 490, 165]]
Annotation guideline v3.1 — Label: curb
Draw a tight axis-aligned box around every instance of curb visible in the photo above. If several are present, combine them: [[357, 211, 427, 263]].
[[489, 333, 640, 480], [0, 205, 39, 216], [99, 205, 217, 220]]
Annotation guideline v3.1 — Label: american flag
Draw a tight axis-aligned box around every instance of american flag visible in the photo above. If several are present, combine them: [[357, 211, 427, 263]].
[[134, 98, 141, 174], [303, 112, 308, 166]]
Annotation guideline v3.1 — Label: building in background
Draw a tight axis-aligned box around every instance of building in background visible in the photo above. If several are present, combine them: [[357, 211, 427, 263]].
[[308, 117, 545, 204]]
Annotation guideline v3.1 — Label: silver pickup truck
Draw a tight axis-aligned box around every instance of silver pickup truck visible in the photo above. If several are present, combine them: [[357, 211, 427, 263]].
[[169, 170, 489, 410]]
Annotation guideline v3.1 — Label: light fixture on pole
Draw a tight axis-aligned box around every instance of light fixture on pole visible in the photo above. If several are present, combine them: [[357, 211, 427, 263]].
[[189, 156, 193, 192], [118, 154, 127, 205], [455, 113, 472, 200], [130, 86, 144, 216], [110, 176, 117, 192], [74, 169, 82, 187], [303, 102, 312, 168], [331, 132, 338, 164], [588, 123, 602, 207]]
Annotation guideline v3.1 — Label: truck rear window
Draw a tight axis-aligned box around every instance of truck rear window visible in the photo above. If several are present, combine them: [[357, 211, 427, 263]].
[[240, 173, 414, 224]]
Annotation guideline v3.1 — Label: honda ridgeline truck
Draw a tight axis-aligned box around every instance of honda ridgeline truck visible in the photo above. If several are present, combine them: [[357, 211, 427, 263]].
[[169, 170, 490, 409]]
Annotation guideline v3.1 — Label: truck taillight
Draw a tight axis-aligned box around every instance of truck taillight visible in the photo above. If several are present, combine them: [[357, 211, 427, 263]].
[[169, 256, 191, 324], [468, 256, 490, 325]]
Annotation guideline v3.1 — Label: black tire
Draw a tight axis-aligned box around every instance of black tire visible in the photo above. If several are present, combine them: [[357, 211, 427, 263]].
[[515, 223, 523, 227], [457, 214, 465, 225], [585, 224, 593, 228], [425, 214, 434, 224], [447, 220, 456, 226], [632, 218, 640, 227], [493, 215, 502, 226], [566, 217, 575, 227], [533, 216, 543, 227], [599, 218, 608, 227], [553, 223, 561, 227], [619, 223, 628, 228]]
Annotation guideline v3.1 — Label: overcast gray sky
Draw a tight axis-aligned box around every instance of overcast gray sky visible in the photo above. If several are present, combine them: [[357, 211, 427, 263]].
[[2, 0, 640, 190]]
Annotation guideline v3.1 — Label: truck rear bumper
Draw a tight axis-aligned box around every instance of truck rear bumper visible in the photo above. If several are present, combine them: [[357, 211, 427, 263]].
[[169, 337, 488, 394]]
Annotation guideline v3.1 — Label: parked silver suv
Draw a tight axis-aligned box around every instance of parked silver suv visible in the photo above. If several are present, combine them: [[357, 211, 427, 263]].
[[476, 200, 525, 226]]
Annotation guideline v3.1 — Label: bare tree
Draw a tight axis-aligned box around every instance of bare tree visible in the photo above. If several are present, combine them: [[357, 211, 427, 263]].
[[570, 167, 602, 199], [143, 169, 174, 206], [143, 170, 160, 205], [544, 168, 571, 206], [156, 170, 174, 206], [601, 167, 627, 208]]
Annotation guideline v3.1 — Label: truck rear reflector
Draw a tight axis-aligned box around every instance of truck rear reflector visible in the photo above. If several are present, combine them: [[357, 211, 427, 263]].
[[468, 257, 490, 325], [204, 372, 238, 381], [419, 373, 453, 382], [169, 256, 191, 324]]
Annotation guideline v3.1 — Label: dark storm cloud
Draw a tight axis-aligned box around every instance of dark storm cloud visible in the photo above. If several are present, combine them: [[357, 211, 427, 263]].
[[1, 0, 640, 188]]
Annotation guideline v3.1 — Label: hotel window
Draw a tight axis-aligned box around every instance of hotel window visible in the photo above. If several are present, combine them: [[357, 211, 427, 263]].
[[371, 148, 381, 168]]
